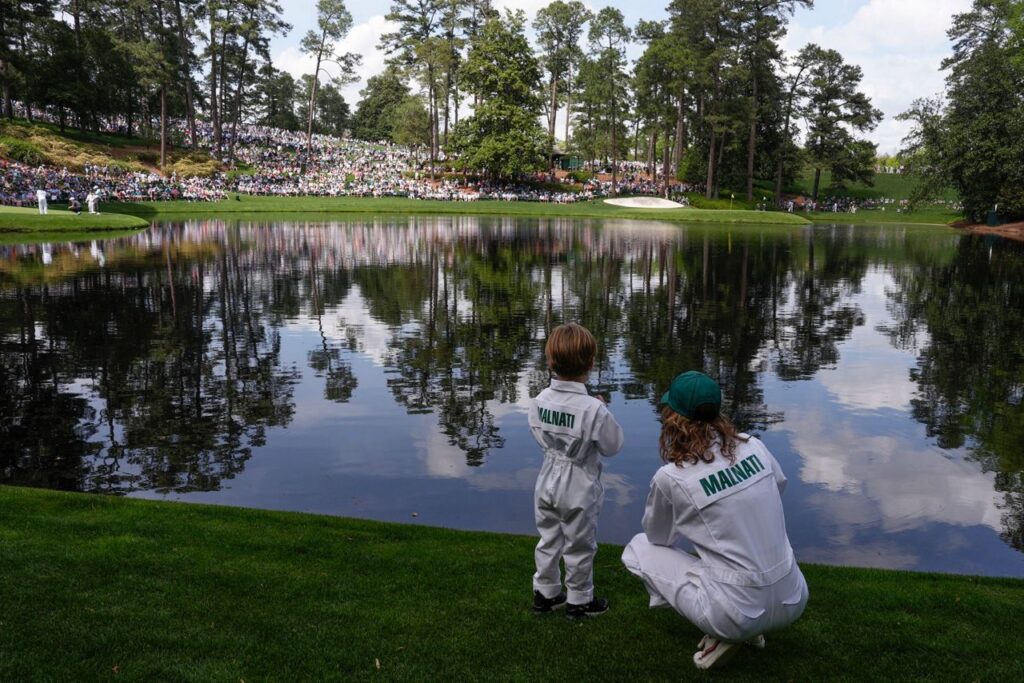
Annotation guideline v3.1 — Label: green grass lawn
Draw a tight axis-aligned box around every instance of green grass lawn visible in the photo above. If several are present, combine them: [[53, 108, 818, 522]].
[[107, 195, 812, 226], [0, 205, 149, 238], [1, 486, 1021, 681], [803, 207, 962, 226], [786, 168, 959, 202]]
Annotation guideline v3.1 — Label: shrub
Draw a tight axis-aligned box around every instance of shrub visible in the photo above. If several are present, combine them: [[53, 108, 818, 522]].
[[167, 156, 220, 178], [225, 168, 256, 183], [0, 137, 48, 165]]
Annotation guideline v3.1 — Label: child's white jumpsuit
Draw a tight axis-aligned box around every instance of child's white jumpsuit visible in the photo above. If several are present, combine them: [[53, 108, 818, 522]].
[[529, 379, 624, 604], [622, 436, 808, 642]]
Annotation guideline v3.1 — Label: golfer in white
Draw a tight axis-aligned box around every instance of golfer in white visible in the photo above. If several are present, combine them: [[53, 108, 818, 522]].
[[622, 371, 808, 670], [36, 189, 48, 214]]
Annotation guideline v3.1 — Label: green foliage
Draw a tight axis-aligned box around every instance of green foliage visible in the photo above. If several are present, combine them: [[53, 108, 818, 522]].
[[533, 1, 591, 161], [256, 67, 302, 132], [801, 45, 883, 199], [565, 171, 593, 183], [0, 137, 48, 165], [225, 168, 257, 183], [391, 97, 431, 150], [350, 66, 411, 142], [899, 0, 1024, 221], [451, 11, 547, 179], [166, 153, 220, 178]]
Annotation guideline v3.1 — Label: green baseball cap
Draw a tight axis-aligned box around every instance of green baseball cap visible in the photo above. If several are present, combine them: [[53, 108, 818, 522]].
[[661, 371, 721, 420]]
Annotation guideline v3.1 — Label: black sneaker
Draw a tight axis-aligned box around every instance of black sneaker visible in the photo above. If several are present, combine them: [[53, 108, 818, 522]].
[[566, 597, 610, 619], [533, 590, 567, 614]]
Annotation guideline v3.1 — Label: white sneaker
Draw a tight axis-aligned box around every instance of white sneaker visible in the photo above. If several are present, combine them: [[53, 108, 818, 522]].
[[698, 634, 764, 650], [693, 637, 739, 670]]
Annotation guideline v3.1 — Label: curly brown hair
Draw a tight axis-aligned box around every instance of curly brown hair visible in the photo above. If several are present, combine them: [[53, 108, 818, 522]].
[[659, 405, 749, 467]]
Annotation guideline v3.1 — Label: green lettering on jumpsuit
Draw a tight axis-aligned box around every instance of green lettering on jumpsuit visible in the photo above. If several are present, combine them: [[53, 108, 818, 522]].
[[538, 406, 576, 430], [698, 455, 765, 500]]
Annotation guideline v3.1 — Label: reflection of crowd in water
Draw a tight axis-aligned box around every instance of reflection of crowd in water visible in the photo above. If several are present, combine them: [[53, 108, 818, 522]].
[[0, 217, 684, 274]]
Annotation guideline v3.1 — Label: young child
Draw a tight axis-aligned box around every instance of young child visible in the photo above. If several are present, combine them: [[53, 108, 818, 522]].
[[529, 323, 624, 618], [621, 371, 808, 670]]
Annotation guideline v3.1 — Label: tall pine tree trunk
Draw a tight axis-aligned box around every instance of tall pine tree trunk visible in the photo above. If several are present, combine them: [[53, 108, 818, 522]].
[[746, 70, 758, 201], [672, 96, 685, 178], [662, 127, 672, 197], [160, 85, 167, 168], [705, 62, 721, 199], [305, 45, 324, 163], [428, 69, 438, 179], [174, 0, 198, 149], [564, 67, 572, 148], [714, 132, 727, 197], [705, 128, 717, 199], [548, 72, 559, 170], [209, 17, 221, 159], [228, 31, 252, 166], [1, 61, 12, 119], [647, 130, 656, 179]]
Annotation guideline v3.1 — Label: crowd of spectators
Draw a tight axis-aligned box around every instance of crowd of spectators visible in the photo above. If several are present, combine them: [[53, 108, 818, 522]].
[[0, 114, 932, 212], [1, 159, 226, 206], [1, 111, 708, 206]]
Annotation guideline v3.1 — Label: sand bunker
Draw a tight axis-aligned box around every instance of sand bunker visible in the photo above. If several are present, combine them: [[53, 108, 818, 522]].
[[604, 197, 686, 209]]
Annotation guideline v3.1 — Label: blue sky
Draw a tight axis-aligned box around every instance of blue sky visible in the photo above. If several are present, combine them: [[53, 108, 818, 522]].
[[271, 1, 973, 153]]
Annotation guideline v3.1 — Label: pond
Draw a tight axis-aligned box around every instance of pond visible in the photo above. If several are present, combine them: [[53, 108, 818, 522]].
[[2, 216, 1023, 578]]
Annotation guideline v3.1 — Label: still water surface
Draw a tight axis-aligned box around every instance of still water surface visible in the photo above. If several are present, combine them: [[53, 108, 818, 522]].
[[2, 217, 1023, 577]]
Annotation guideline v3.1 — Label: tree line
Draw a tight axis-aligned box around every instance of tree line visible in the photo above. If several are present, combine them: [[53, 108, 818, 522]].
[[0, 0, 356, 167], [899, 0, 1024, 221], [22, 1, 1016, 210], [373, 0, 883, 204]]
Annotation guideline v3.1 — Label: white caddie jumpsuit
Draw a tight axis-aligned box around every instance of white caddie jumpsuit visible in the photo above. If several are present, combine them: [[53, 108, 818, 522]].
[[529, 379, 624, 604], [622, 435, 808, 642], [36, 189, 48, 215]]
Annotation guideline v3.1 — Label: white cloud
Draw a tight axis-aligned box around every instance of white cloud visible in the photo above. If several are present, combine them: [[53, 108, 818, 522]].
[[269, 1, 970, 152], [816, 269, 918, 412], [783, 0, 973, 153], [272, 14, 398, 107], [783, 408, 1003, 533]]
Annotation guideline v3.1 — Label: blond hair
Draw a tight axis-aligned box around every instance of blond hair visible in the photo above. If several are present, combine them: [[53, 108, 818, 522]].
[[659, 405, 749, 466], [546, 323, 596, 379]]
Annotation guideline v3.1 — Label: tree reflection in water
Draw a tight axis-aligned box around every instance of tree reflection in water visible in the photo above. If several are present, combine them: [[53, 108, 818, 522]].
[[0, 218, 1021, 560], [883, 235, 1024, 550], [0, 232, 300, 493]]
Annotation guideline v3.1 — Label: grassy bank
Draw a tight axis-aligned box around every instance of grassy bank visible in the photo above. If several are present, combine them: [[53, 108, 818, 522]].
[[0, 205, 149, 242], [804, 207, 962, 226], [107, 195, 811, 226], [0, 118, 218, 176], [1, 486, 1022, 681], [786, 168, 959, 203]]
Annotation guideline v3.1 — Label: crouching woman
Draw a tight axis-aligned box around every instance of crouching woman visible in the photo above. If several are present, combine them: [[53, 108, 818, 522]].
[[622, 371, 808, 671]]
